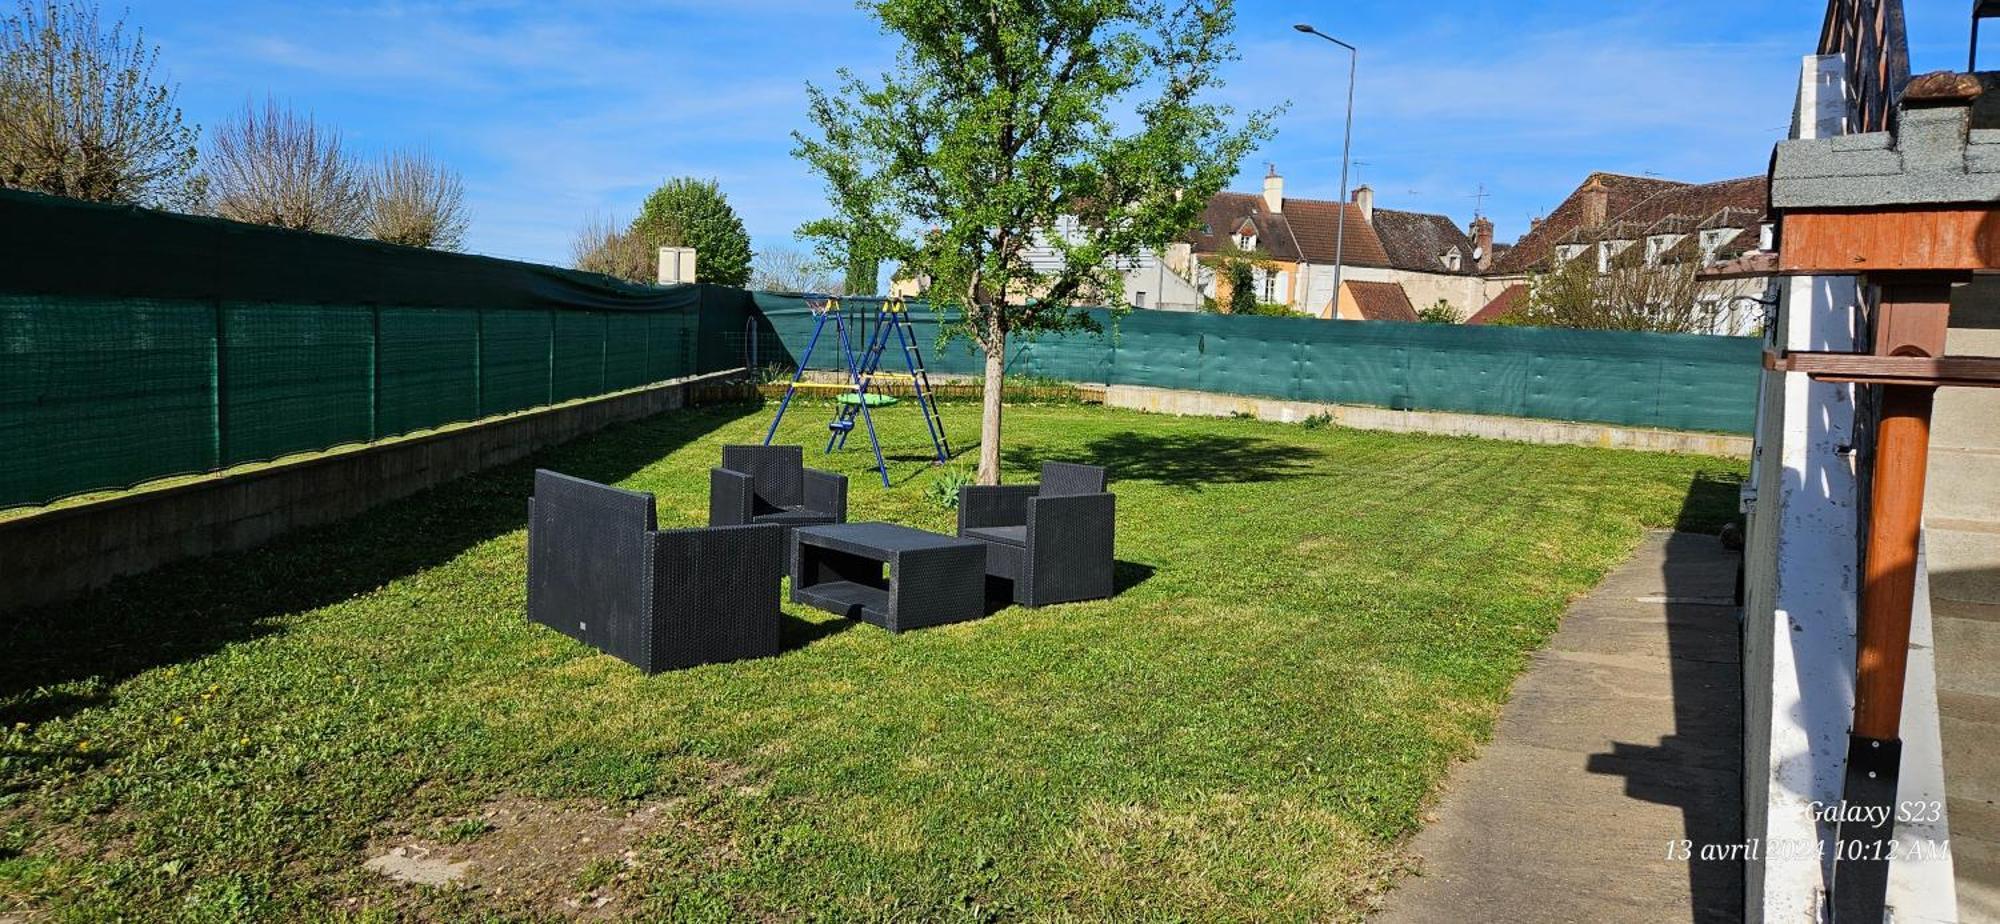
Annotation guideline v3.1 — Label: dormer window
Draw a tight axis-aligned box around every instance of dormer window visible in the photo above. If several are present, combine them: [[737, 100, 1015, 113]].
[[1234, 232, 1255, 250], [1441, 249, 1461, 271]]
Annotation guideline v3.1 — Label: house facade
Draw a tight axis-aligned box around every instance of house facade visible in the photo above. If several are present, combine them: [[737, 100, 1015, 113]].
[[1469, 172, 1775, 335], [1176, 168, 1488, 320]]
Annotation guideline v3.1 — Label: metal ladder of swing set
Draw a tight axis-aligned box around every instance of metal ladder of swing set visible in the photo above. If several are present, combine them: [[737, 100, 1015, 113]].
[[763, 296, 949, 486]]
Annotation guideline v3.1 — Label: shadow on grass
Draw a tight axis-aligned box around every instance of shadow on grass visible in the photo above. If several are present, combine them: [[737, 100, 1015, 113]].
[[779, 611, 857, 650], [0, 402, 757, 732], [1671, 469, 1746, 535], [1114, 560, 1157, 594], [1004, 431, 1321, 489]]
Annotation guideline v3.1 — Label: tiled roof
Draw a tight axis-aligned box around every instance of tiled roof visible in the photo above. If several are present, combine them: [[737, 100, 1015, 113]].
[[1465, 283, 1527, 325], [1371, 208, 1477, 275], [1346, 280, 1418, 322], [1612, 177, 1767, 231], [1699, 205, 1764, 230], [1283, 198, 1392, 267], [1489, 173, 1689, 275], [1187, 192, 1307, 262], [1645, 214, 1700, 235]]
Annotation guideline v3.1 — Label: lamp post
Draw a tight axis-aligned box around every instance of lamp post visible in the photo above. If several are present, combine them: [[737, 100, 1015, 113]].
[[1294, 24, 1356, 316]]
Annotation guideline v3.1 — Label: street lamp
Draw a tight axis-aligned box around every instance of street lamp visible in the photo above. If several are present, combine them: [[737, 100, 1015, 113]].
[[1294, 24, 1356, 317]]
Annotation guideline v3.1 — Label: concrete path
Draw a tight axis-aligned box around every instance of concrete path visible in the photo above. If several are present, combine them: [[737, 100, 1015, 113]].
[[1372, 531, 1743, 924]]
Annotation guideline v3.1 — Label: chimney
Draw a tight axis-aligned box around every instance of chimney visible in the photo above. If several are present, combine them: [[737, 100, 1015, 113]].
[[1579, 176, 1609, 228], [1353, 184, 1374, 223], [1471, 216, 1495, 272], [1262, 164, 1284, 213]]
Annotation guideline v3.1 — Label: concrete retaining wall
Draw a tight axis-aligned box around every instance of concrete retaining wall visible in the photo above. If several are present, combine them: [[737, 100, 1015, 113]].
[[1100, 384, 1751, 458], [0, 369, 751, 614]]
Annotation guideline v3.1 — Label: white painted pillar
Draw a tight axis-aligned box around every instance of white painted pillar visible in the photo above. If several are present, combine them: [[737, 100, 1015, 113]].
[[1740, 54, 1958, 923]]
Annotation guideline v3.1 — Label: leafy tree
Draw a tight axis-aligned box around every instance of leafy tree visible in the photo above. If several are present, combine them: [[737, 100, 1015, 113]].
[[632, 177, 752, 287], [569, 211, 653, 284], [1416, 299, 1458, 324], [0, 0, 200, 208], [796, 0, 1275, 483], [1518, 251, 1714, 333], [203, 97, 368, 234], [366, 148, 467, 250]]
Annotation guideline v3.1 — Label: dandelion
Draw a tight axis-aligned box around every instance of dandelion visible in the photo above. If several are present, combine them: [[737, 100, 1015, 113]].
[[172, 715, 186, 726]]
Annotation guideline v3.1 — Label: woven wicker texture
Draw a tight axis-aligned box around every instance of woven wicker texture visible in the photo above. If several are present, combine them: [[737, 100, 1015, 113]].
[[956, 463, 1116, 607], [710, 447, 847, 566], [721, 444, 804, 510], [1039, 462, 1107, 496], [528, 469, 783, 673], [790, 523, 986, 632]]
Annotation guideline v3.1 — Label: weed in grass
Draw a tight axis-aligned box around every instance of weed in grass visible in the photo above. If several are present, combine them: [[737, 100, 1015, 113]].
[[924, 466, 977, 509], [435, 818, 491, 845], [574, 857, 621, 893], [1300, 412, 1334, 430]]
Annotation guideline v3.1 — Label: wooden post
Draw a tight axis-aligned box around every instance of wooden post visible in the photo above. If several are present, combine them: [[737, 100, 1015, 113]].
[[1832, 276, 1953, 922], [1853, 278, 1952, 737]]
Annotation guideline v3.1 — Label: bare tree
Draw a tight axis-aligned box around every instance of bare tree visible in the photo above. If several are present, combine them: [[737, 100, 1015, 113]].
[[570, 211, 653, 284], [749, 247, 841, 294], [366, 148, 466, 250], [203, 97, 366, 234], [1515, 252, 1715, 333], [0, 0, 200, 207]]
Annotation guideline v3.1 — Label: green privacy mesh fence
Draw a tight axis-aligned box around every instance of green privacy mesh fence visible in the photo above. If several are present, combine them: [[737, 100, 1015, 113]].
[[0, 190, 743, 509], [740, 293, 1763, 435], [1, 185, 1758, 510]]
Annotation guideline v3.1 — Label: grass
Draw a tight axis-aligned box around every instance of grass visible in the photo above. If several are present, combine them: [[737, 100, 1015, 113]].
[[0, 398, 1743, 922]]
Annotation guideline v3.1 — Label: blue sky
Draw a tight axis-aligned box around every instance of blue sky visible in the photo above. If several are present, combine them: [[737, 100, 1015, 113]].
[[122, 1, 1978, 267]]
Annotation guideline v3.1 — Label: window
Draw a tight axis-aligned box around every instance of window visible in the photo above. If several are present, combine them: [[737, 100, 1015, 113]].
[[1261, 271, 1281, 303], [1133, 290, 1147, 308], [1442, 250, 1461, 271]]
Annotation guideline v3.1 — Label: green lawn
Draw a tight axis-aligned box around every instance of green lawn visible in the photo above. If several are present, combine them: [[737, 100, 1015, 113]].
[[1, 398, 1742, 922]]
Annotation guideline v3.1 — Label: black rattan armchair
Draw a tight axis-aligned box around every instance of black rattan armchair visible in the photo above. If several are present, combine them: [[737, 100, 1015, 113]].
[[957, 462, 1115, 607], [709, 445, 847, 543], [528, 470, 784, 673]]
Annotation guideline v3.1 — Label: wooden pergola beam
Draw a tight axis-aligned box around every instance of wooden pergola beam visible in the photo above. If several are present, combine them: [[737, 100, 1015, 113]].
[[1779, 208, 2000, 273]]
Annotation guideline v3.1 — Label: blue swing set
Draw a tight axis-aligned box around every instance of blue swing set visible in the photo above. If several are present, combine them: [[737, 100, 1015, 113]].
[[762, 295, 950, 486]]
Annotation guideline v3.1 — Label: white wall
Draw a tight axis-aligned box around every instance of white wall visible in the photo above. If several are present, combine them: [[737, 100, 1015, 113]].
[[1739, 53, 1959, 923]]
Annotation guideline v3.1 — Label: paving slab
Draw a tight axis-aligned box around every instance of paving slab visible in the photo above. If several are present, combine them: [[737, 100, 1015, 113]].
[[1372, 531, 1742, 924]]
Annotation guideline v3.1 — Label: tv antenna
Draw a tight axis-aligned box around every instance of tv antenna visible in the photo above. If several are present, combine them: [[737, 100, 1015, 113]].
[[1469, 183, 1490, 218]]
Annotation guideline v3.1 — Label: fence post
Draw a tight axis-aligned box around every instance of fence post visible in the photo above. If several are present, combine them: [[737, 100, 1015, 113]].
[[473, 308, 485, 418], [369, 303, 381, 441], [210, 299, 228, 469], [546, 309, 557, 406]]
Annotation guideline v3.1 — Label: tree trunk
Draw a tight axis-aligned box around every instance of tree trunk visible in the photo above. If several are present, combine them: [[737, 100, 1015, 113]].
[[978, 336, 1006, 485]]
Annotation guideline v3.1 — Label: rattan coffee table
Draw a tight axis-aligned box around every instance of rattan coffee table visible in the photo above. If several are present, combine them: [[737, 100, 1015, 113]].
[[790, 522, 987, 632]]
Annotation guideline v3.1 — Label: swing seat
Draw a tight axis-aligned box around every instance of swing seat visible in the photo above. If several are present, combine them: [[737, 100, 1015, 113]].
[[836, 393, 899, 408], [828, 419, 856, 433]]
